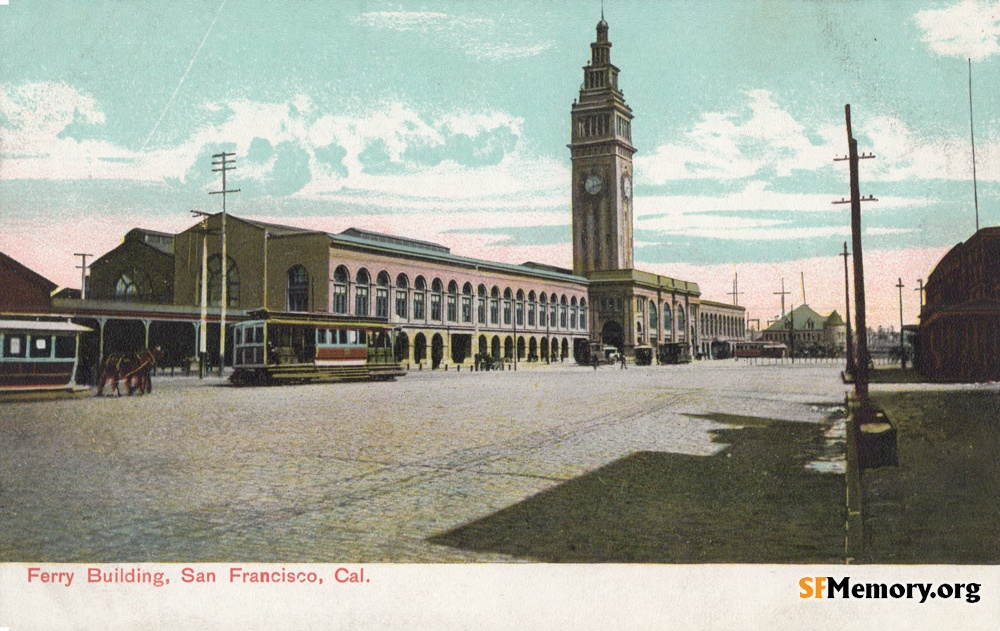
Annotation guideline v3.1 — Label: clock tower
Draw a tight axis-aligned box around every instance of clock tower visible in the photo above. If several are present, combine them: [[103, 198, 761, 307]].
[[570, 17, 636, 276]]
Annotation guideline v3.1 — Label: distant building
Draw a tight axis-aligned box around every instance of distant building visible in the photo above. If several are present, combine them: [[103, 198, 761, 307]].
[[761, 305, 846, 357], [698, 299, 748, 358], [919, 227, 1000, 382], [0, 252, 57, 314]]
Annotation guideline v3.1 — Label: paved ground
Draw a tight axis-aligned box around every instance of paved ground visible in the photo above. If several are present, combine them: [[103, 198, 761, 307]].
[[0, 360, 849, 562]]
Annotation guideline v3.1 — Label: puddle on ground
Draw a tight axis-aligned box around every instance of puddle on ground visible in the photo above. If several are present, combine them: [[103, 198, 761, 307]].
[[805, 410, 846, 474]]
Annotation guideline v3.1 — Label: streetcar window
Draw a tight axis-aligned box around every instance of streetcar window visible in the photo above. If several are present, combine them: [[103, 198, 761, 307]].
[[255, 327, 264, 343], [344, 330, 353, 345], [359, 331, 367, 345], [55, 336, 76, 359], [316, 329, 325, 345], [29, 336, 51, 358], [236, 328, 243, 345], [4, 334, 25, 358]]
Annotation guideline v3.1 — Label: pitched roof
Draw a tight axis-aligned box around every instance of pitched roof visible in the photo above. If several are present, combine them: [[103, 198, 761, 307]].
[[0, 251, 58, 294], [764, 304, 833, 331]]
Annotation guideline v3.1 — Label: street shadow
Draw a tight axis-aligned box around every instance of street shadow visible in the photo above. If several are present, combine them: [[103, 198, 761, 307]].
[[429, 415, 844, 563]]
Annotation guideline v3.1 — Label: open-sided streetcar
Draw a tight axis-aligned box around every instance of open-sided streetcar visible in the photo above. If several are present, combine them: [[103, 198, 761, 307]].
[[230, 310, 405, 386], [0, 318, 91, 399]]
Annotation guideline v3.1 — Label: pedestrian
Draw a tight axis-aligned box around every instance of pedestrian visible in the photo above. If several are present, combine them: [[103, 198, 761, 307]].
[[619, 350, 627, 370], [592, 354, 599, 370]]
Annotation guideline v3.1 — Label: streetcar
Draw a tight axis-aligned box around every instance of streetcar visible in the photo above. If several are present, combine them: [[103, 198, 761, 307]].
[[657, 342, 692, 364], [634, 345, 654, 366], [230, 310, 405, 386], [733, 341, 786, 358], [0, 318, 92, 399]]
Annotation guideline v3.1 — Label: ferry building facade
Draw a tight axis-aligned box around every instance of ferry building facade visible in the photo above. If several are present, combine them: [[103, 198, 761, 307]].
[[48, 19, 744, 370]]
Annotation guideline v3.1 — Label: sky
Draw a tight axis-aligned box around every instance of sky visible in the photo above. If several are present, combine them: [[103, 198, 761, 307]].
[[1, 0, 998, 328]]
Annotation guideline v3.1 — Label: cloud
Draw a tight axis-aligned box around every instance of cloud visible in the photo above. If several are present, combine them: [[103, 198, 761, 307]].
[[636, 89, 1000, 187], [915, 0, 1000, 60], [0, 81, 562, 207], [354, 10, 554, 61], [860, 115, 1000, 182], [636, 90, 840, 184]]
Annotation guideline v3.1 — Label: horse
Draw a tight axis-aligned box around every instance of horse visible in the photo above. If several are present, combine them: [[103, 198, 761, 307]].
[[95, 347, 163, 396]]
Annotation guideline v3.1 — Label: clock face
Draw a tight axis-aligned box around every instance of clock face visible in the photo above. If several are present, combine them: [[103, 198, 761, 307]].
[[584, 175, 603, 195], [622, 175, 632, 200]]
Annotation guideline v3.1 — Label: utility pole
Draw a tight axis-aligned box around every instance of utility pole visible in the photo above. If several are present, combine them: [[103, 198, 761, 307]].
[[834, 104, 877, 409], [210, 152, 239, 378], [840, 242, 855, 375], [727, 273, 743, 306], [773, 277, 790, 318], [800, 271, 807, 305], [969, 59, 980, 233], [74, 253, 93, 300], [191, 210, 216, 379], [915, 279, 925, 309], [896, 278, 906, 370]]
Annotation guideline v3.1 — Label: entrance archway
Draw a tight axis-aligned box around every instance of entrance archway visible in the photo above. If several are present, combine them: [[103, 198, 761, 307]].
[[490, 336, 501, 360], [431, 334, 443, 369], [503, 336, 513, 360], [601, 320, 624, 349], [540, 337, 549, 362], [413, 333, 427, 363], [394, 332, 410, 363]]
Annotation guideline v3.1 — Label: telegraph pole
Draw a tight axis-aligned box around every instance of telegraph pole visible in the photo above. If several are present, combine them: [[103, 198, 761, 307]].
[[210, 152, 240, 378], [191, 210, 216, 379], [773, 277, 790, 318], [896, 278, 906, 369], [840, 242, 855, 375], [834, 104, 877, 408], [727, 273, 743, 306], [74, 253, 93, 300], [969, 59, 980, 233], [915, 279, 925, 308]]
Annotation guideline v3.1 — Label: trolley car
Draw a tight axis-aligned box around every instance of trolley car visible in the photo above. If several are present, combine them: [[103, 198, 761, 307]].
[[0, 318, 91, 399], [733, 341, 786, 359], [657, 342, 692, 364], [230, 310, 405, 386]]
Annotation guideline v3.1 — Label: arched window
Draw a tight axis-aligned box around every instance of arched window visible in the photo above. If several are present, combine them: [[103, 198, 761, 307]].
[[528, 291, 537, 327], [677, 304, 686, 336], [333, 265, 349, 314], [477, 284, 487, 324], [431, 279, 443, 321], [115, 267, 152, 303], [663, 303, 672, 333], [559, 295, 568, 329], [503, 288, 513, 326], [355, 269, 370, 316], [649, 302, 658, 332], [207, 254, 240, 307], [517, 290, 526, 327], [287, 265, 309, 312], [395, 274, 409, 319], [490, 286, 500, 325], [539, 293, 547, 328], [462, 283, 473, 323], [579, 298, 587, 329], [413, 276, 426, 320], [549, 293, 558, 328], [447, 281, 458, 322], [375, 271, 390, 318]]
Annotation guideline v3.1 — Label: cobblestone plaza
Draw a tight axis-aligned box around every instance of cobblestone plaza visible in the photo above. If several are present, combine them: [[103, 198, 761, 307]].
[[1, 362, 848, 562]]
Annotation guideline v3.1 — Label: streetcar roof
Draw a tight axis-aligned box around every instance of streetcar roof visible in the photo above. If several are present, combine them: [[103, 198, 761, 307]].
[[0, 319, 92, 334]]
